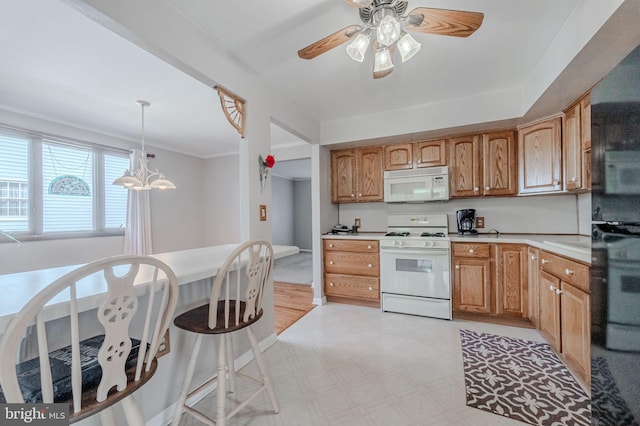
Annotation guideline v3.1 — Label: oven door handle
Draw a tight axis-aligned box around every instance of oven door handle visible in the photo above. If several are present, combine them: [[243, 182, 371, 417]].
[[380, 248, 450, 256]]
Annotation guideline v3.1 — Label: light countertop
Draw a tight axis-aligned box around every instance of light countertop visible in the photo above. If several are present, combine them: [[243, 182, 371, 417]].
[[0, 244, 299, 334], [323, 232, 591, 264]]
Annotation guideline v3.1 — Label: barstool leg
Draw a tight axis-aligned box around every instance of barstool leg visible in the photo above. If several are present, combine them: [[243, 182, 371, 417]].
[[225, 333, 236, 393], [172, 333, 204, 426], [99, 406, 117, 426], [246, 326, 279, 413], [121, 395, 145, 426], [216, 335, 227, 426]]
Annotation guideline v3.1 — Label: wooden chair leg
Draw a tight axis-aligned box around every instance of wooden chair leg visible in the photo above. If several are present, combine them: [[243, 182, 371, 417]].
[[246, 327, 279, 413], [99, 406, 117, 426], [172, 334, 204, 426], [121, 395, 145, 426], [216, 335, 227, 426], [225, 333, 236, 393]]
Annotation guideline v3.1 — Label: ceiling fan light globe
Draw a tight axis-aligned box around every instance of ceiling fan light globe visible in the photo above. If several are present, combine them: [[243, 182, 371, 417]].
[[398, 33, 421, 63], [377, 14, 401, 47], [113, 174, 142, 188], [346, 33, 370, 62], [374, 48, 394, 73]]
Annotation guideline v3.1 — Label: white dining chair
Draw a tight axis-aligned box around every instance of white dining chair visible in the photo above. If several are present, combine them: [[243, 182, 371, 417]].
[[0, 255, 179, 425], [171, 240, 279, 426]]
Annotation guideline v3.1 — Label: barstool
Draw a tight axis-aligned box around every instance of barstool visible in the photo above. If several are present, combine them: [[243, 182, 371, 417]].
[[172, 240, 279, 425], [0, 255, 179, 425]]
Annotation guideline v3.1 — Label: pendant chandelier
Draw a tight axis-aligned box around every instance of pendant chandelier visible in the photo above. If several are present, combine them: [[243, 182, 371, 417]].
[[113, 100, 176, 191]]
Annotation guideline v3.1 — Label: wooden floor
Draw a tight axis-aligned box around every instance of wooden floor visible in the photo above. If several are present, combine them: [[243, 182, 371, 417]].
[[273, 281, 314, 334]]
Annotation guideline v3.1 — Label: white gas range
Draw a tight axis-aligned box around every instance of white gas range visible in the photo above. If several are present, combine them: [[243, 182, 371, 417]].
[[380, 214, 452, 320]]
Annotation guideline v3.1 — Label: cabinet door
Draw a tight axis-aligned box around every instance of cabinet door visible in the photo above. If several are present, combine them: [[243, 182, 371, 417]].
[[385, 143, 413, 170], [538, 270, 561, 352], [483, 131, 517, 196], [449, 134, 481, 197], [580, 94, 591, 150], [518, 118, 562, 194], [325, 273, 380, 301], [560, 282, 591, 385], [453, 258, 492, 313], [563, 103, 583, 191], [415, 139, 446, 168], [331, 149, 356, 203], [356, 146, 384, 202], [528, 247, 540, 328], [495, 244, 528, 317]]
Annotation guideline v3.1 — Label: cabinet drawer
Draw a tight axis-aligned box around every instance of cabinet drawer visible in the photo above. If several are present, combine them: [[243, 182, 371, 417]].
[[325, 273, 380, 300], [324, 252, 379, 277], [452, 243, 490, 258], [324, 239, 379, 253], [540, 251, 589, 292]]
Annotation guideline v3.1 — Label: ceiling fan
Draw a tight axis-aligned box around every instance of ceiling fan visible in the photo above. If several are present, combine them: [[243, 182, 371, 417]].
[[298, 0, 484, 79]]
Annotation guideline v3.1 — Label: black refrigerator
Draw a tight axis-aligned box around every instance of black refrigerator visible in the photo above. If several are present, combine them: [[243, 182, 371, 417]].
[[591, 43, 640, 425]]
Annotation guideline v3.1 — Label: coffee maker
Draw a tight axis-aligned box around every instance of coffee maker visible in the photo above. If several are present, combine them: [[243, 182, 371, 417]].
[[456, 209, 478, 235]]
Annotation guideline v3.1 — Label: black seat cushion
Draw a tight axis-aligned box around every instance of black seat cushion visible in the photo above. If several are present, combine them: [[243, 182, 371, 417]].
[[0, 335, 141, 404]]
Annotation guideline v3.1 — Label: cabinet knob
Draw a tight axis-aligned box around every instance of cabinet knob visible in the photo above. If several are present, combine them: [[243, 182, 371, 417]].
[[368, 264, 372, 268], [549, 285, 556, 291], [556, 289, 564, 295], [368, 287, 373, 291], [469, 249, 474, 253], [367, 245, 372, 249], [358, 193, 362, 197], [330, 282, 334, 286], [531, 255, 538, 260], [417, 159, 422, 163], [351, 193, 355, 198], [485, 186, 490, 191], [541, 259, 549, 265], [329, 261, 334, 265], [571, 177, 577, 182], [329, 243, 334, 248], [474, 187, 479, 192], [455, 265, 460, 270], [565, 268, 574, 276]]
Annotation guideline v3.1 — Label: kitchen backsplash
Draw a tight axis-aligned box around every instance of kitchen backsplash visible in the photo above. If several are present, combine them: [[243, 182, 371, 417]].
[[339, 193, 590, 235]]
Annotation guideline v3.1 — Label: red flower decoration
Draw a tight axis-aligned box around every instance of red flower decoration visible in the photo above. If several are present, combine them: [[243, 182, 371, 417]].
[[264, 154, 275, 168]]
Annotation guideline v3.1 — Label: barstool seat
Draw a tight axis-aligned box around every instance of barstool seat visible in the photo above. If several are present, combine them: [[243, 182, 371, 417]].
[[0, 255, 179, 425], [172, 240, 279, 426]]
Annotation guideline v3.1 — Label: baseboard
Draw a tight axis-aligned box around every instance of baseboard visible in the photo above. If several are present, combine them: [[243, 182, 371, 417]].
[[299, 249, 312, 252], [147, 331, 279, 426], [313, 296, 327, 305]]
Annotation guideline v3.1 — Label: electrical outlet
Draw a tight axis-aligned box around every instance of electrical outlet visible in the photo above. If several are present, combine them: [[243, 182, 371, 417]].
[[476, 216, 485, 229], [354, 218, 361, 228], [157, 329, 170, 358]]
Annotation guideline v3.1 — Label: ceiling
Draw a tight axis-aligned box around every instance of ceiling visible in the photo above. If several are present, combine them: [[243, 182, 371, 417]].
[[0, 0, 630, 163]]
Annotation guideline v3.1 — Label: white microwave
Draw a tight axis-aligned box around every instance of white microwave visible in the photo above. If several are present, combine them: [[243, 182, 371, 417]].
[[605, 151, 640, 194], [384, 166, 449, 203]]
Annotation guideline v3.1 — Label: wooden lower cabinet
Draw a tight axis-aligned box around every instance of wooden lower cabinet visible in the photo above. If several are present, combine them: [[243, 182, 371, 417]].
[[453, 243, 527, 318], [538, 250, 591, 386], [323, 239, 380, 307], [527, 247, 540, 328]]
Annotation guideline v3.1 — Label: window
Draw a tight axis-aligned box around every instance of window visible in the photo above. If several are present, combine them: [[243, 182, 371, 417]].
[[0, 127, 129, 240]]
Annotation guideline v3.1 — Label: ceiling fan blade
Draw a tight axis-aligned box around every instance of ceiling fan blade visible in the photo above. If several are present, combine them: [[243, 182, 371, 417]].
[[345, 0, 371, 8], [298, 25, 361, 60], [406, 7, 484, 38]]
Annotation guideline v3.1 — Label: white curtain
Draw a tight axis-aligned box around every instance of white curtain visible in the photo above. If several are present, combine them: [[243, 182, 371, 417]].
[[123, 149, 153, 255]]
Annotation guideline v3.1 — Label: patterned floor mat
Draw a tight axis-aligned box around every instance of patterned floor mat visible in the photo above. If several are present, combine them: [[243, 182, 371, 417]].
[[460, 329, 591, 425]]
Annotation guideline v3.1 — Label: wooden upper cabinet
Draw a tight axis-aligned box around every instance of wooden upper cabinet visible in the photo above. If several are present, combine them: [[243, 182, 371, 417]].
[[581, 94, 591, 150], [415, 139, 446, 168], [331, 149, 357, 202], [563, 102, 583, 191], [483, 131, 517, 196], [518, 117, 562, 194], [331, 147, 383, 203], [356, 146, 384, 202], [449, 134, 481, 197], [384, 143, 413, 170]]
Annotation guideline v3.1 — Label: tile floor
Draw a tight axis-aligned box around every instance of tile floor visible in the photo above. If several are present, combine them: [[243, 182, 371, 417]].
[[179, 303, 547, 425]]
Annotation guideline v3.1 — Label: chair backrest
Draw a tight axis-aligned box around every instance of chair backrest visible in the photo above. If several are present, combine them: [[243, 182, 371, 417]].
[[209, 241, 274, 330], [0, 255, 179, 416]]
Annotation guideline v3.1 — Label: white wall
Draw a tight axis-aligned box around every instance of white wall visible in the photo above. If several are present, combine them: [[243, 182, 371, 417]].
[[203, 154, 241, 245], [272, 175, 294, 246], [577, 193, 592, 236], [337, 194, 582, 235], [294, 179, 312, 250]]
